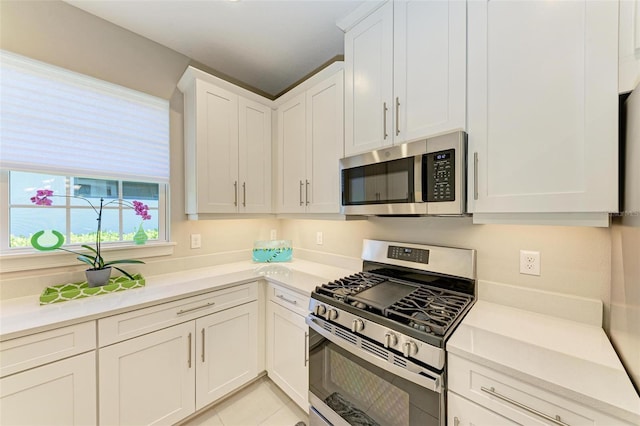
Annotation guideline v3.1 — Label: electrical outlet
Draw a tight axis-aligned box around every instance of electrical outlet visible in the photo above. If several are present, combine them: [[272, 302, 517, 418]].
[[270, 229, 277, 240], [520, 250, 540, 276], [190, 234, 202, 249], [316, 231, 323, 245]]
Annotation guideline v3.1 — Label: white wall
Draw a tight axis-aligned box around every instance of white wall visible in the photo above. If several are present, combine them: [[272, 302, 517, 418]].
[[281, 217, 612, 301]]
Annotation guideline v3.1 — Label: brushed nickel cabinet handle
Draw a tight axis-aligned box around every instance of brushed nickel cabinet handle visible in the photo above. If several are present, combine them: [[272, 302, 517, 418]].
[[187, 332, 192, 368], [234, 181, 238, 206], [473, 152, 479, 201], [383, 102, 389, 140], [201, 328, 205, 362], [242, 182, 246, 207], [395, 97, 400, 136], [176, 302, 215, 315], [480, 386, 570, 426], [304, 331, 309, 366], [305, 180, 310, 206], [277, 294, 297, 305], [299, 180, 304, 206]]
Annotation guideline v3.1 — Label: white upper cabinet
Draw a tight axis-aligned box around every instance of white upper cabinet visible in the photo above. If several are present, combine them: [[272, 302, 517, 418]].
[[344, 2, 394, 156], [279, 93, 308, 213], [343, 0, 466, 157], [619, 0, 640, 94], [179, 67, 272, 218], [393, 0, 466, 144], [239, 98, 272, 213], [276, 64, 344, 214], [467, 0, 618, 224]]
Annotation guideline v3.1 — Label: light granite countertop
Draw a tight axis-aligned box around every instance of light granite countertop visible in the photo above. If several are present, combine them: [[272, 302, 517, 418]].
[[0, 259, 357, 341]]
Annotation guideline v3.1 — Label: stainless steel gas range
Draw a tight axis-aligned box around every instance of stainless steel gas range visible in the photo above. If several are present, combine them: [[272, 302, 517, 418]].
[[306, 239, 476, 426]]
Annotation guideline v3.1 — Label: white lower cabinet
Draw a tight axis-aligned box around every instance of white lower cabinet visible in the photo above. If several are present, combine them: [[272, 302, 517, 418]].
[[448, 391, 517, 426], [448, 354, 636, 426], [0, 321, 97, 426], [195, 301, 259, 409], [99, 321, 196, 425], [266, 284, 310, 412], [98, 283, 260, 425], [0, 351, 96, 425]]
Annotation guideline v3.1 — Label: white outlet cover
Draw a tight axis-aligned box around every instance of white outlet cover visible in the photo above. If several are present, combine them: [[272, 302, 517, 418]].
[[270, 229, 277, 240], [316, 231, 323, 245], [190, 234, 202, 249], [520, 250, 540, 276]]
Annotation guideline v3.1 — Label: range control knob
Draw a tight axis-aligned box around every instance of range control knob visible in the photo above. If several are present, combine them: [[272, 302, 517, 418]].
[[402, 341, 418, 358], [327, 309, 339, 320], [314, 304, 327, 316], [351, 319, 365, 333], [384, 332, 398, 348]]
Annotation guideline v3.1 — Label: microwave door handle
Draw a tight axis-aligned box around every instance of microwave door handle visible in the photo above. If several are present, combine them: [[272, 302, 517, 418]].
[[306, 316, 442, 393]]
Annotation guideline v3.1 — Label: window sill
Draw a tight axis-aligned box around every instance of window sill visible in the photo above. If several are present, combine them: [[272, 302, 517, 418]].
[[0, 242, 176, 274]]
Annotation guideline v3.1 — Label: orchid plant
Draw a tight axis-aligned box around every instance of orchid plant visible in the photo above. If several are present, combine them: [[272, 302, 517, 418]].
[[30, 189, 150, 280]]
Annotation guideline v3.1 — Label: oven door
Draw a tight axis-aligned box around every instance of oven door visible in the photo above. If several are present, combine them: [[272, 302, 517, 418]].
[[307, 316, 444, 426]]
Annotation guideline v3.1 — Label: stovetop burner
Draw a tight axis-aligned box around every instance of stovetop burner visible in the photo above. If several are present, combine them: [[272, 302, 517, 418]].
[[314, 271, 473, 338]]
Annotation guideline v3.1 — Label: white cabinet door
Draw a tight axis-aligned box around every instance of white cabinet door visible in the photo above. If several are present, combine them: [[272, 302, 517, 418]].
[[393, 0, 466, 144], [0, 351, 96, 426], [448, 392, 518, 426], [344, 1, 394, 157], [619, 0, 640, 93], [467, 0, 618, 215], [99, 322, 196, 426], [196, 81, 239, 213], [278, 93, 307, 213], [266, 300, 309, 412], [306, 69, 344, 213], [196, 301, 259, 410], [239, 97, 272, 213]]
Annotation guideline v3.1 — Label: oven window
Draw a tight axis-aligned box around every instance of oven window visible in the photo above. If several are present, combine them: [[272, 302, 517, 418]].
[[342, 158, 414, 205], [309, 333, 440, 426]]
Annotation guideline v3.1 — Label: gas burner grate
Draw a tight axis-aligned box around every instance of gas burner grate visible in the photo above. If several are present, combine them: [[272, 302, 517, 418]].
[[315, 272, 386, 303], [385, 287, 472, 336]]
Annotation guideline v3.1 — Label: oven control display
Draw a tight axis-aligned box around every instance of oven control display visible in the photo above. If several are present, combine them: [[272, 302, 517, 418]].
[[387, 246, 429, 264], [423, 148, 455, 202]]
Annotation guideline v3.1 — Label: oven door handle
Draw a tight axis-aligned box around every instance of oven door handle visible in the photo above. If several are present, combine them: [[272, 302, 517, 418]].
[[306, 316, 442, 393]]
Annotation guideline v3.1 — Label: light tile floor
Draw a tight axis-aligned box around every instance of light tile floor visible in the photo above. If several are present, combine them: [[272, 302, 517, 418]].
[[182, 377, 309, 426]]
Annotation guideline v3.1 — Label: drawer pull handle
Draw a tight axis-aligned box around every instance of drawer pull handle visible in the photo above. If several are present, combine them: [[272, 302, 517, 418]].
[[480, 386, 570, 426], [177, 302, 216, 315], [277, 294, 298, 305], [187, 332, 192, 368]]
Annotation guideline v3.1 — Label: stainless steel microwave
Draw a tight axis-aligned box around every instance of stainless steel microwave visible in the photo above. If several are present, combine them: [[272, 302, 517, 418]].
[[340, 131, 467, 216]]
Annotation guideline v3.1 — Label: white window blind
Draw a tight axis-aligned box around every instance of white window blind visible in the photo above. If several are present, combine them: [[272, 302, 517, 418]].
[[0, 50, 170, 183]]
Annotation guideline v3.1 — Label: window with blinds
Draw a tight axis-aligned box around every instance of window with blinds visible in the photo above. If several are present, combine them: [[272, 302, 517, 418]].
[[0, 50, 170, 250]]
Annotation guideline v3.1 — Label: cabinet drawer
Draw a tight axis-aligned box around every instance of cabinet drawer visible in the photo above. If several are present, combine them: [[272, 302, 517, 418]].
[[269, 283, 310, 316], [0, 321, 95, 377], [448, 354, 633, 426], [99, 282, 258, 347]]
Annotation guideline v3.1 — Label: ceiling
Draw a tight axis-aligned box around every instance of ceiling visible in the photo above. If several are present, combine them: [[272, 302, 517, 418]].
[[64, 0, 365, 98]]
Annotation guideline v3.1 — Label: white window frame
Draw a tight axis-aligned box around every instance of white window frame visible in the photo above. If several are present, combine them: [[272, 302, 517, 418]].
[[0, 170, 174, 273]]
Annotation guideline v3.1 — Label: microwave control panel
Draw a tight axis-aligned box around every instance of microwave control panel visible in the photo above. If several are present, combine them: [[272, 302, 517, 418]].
[[424, 149, 455, 202]]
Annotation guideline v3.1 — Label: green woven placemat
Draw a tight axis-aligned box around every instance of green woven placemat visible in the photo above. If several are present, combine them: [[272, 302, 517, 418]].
[[40, 274, 145, 305]]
